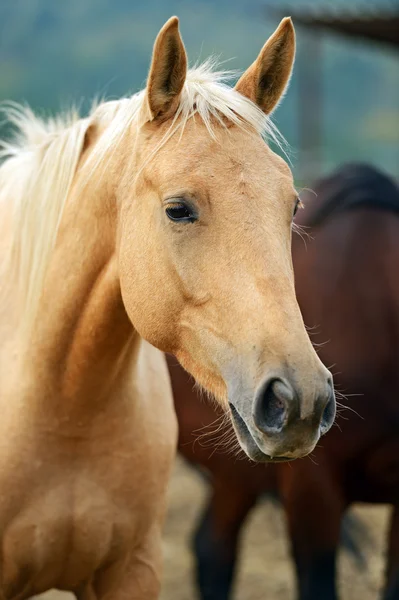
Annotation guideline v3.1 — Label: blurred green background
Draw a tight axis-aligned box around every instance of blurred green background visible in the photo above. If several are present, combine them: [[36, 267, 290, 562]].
[[0, 0, 398, 181]]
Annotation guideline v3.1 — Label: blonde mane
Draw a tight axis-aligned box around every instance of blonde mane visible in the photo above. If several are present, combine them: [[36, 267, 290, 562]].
[[0, 61, 285, 333]]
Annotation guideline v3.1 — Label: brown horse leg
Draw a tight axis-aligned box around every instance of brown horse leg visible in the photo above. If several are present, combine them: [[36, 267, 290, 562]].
[[383, 504, 399, 600], [76, 583, 96, 600], [280, 462, 344, 600], [193, 480, 258, 600]]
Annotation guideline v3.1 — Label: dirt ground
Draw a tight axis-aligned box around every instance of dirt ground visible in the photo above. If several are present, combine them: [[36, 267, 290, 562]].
[[161, 458, 390, 600], [35, 456, 390, 600]]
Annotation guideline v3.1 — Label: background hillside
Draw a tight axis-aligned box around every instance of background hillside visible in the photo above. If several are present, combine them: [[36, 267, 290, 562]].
[[0, 0, 398, 179]]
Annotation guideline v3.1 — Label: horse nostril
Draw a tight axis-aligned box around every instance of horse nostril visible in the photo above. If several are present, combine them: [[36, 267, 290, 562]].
[[320, 392, 336, 436], [254, 378, 294, 434]]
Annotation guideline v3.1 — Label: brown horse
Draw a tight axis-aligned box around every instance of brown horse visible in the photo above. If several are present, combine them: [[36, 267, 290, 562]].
[[169, 163, 399, 600], [0, 16, 334, 599]]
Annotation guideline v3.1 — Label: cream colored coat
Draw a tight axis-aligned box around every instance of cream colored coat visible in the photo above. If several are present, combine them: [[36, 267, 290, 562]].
[[0, 16, 333, 599]]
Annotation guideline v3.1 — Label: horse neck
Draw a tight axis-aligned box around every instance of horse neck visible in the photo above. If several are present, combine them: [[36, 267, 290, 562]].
[[21, 176, 138, 421]]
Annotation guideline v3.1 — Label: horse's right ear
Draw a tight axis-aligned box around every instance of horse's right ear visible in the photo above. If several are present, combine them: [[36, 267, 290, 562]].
[[144, 17, 187, 122]]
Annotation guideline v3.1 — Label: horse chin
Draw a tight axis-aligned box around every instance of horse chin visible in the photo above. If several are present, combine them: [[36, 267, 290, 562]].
[[229, 403, 295, 463]]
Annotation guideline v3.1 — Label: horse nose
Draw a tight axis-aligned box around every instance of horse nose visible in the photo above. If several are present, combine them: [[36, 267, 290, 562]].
[[253, 376, 335, 436], [253, 378, 296, 434], [320, 382, 336, 435]]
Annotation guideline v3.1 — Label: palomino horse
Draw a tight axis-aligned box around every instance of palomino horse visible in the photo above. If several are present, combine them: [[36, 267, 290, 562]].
[[0, 16, 334, 600], [169, 163, 399, 600]]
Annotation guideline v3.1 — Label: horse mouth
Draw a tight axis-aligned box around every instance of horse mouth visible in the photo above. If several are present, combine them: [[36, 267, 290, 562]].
[[229, 403, 295, 463]]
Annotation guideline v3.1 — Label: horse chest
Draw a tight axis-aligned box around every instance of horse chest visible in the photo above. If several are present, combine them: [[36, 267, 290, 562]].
[[0, 404, 172, 596], [0, 478, 135, 595]]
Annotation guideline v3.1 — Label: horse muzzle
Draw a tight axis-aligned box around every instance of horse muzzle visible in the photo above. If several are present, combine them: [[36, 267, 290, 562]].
[[229, 373, 336, 462]]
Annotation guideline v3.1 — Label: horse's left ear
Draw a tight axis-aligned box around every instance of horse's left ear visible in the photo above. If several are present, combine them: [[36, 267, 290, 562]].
[[145, 16, 188, 121], [235, 17, 295, 114]]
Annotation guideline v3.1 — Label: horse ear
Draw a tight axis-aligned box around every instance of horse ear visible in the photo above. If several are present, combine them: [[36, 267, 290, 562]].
[[235, 18, 295, 115], [145, 16, 187, 121]]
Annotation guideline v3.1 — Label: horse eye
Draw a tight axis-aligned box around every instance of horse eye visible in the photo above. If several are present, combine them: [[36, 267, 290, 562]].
[[165, 202, 196, 223], [293, 198, 301, 217]]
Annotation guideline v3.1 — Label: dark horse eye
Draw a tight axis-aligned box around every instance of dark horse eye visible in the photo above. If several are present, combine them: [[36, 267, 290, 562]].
[[293, 198, 301, 217], [165, 203, 196, 223]]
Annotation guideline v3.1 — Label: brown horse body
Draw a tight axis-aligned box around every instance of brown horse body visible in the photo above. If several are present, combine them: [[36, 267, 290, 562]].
[[170, 164, 399, 600]]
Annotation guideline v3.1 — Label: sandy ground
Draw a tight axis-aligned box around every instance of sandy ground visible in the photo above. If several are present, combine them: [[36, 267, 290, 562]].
[[161, 458, 390, 600], [35, 456, 390, 600]]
